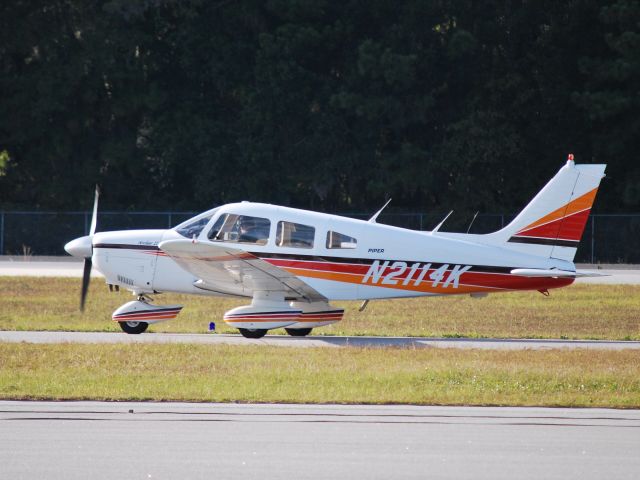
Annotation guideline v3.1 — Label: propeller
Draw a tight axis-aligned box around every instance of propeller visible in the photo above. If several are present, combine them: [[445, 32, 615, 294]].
[[80, 186, 100, 311], [80, 256, 92, 312]]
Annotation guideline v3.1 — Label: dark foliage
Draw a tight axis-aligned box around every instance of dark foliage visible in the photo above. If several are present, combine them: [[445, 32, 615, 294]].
[[0, 0, 637, 215]]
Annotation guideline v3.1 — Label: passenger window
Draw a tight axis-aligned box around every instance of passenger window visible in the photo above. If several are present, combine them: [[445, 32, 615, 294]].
[[208, 214, 271, 245], [326, 231, 357, 249], [276, 221, 315, 248]]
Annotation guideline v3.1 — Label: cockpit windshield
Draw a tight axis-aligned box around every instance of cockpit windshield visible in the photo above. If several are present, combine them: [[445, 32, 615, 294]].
[[174, 208, 219, 238]]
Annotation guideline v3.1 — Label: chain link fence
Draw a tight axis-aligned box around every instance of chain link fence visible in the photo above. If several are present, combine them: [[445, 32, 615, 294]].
[[1, 211, 638, 263]]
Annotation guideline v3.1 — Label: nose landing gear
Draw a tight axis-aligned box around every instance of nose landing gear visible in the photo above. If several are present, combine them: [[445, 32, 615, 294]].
[[112, 296, 183, 334]]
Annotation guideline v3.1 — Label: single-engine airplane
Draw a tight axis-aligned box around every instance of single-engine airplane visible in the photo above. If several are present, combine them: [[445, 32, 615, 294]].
[[65, 155, 606, 338]]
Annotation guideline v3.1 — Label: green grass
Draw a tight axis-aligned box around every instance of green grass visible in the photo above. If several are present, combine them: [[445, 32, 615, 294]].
[[1, 343, 638, 407], [1, 277, 639, 340]]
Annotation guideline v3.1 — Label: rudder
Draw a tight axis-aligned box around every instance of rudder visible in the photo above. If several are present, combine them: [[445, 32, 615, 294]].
[[488, 156, 606, 261]]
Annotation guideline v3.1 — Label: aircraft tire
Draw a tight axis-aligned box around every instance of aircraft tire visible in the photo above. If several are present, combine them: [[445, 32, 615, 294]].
[[118, 321, 149, 334], [285, 328, 313, 337], [238, 328, 268, 339]]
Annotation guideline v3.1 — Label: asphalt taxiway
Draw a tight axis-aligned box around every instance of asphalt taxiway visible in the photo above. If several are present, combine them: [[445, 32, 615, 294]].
[[1, 401, 639, 480], [1, 330, 639, 350], [0, 257, 105, 277]]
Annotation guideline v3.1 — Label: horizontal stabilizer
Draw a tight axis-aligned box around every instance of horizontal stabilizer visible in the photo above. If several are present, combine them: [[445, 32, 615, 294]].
[[572, 270, 610, 278], [510, 268, 609, 278]]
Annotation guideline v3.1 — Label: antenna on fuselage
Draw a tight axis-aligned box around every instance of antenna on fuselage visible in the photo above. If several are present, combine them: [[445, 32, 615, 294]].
[[466, 211, 479, 234], [430, 210, 453, 234], [368, 198, 392, 223]]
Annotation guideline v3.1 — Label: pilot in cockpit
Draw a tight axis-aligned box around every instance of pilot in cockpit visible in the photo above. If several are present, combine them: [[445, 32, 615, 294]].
[[238, 217, 269, 245]]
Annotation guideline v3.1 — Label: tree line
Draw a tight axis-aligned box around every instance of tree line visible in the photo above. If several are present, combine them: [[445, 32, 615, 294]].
[[0, 0, 638, 223]]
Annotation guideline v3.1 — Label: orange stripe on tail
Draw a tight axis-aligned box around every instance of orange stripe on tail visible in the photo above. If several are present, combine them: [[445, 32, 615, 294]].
[[512, 187, 598, 243]]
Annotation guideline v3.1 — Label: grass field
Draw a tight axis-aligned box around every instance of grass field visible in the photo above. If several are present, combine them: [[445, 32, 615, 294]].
[[1, 343, 638, 407], [2, 277, 638, 407], [1, 277, 638, 339]]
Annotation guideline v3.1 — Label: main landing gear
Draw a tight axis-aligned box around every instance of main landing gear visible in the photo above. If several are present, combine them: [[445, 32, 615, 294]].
[[224, 295, 343, 339], [285, 328, 313, 337], [238, 328, 268, 339], [237, 327, 314, 339]]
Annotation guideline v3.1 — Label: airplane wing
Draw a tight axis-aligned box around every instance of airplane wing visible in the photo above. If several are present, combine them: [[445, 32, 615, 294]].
[[510, 268, 609, 278], [158, 239, 327, 302]]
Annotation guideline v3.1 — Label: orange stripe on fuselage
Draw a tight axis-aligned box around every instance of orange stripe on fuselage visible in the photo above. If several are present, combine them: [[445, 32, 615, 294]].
[[277, 264, 573, 295]]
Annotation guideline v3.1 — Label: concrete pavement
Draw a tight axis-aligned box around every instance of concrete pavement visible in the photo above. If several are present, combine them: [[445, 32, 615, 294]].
[[1, 401, 638, 480]]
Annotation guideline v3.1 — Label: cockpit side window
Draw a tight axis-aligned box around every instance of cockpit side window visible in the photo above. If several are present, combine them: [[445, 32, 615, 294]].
[[276, 221, 315, 248], [208, 213, 271, 245], [326, 231, 357, 249], [208, 214, 235, 241], [176, 215, 213, 238]]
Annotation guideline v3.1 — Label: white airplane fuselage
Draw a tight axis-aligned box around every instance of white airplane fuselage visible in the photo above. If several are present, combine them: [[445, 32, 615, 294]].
[[92, 205, 575, 302]]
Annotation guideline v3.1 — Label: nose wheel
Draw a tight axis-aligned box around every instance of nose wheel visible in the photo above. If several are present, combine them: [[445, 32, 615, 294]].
[[118, 321, 149, 334]]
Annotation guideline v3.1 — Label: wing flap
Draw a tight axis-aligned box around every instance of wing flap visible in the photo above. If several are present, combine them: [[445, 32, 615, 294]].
[[158, 239, 326, 301]]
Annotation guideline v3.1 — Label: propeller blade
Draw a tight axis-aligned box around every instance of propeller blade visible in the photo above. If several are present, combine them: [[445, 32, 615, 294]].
[[89, 185, 100, 236], [80, 258, 92, 312], [80, 186, 98, 312]]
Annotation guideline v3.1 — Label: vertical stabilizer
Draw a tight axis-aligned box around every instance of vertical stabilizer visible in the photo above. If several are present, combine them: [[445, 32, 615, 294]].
[[488, 156, 606, 261]]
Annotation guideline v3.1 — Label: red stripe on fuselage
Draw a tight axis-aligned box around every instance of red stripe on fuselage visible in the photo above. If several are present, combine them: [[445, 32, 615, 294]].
[[262, 258, 573, 293]]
